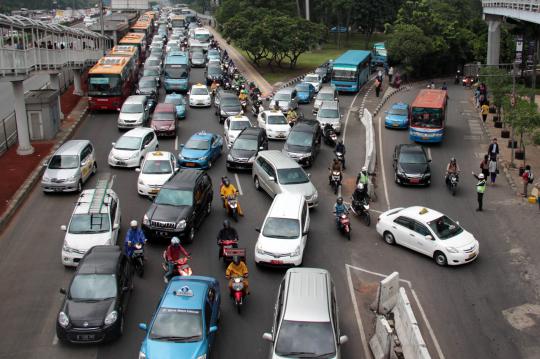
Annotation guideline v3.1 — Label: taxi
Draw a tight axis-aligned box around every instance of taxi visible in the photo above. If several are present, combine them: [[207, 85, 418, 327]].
[[384, 102, 410, 129], [224, 114, 252, 147], [136, 151, 178, 197], [257, 110, 291, 140], [138, 276, 221, 359], [188, 83, 212, 107]]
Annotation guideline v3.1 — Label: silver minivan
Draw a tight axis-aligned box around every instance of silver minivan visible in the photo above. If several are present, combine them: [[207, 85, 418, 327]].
[[252, 150, 318, 207], [118, 95, 150, 129], [262, 268, 348, 358], [41, 140, 97, 193], [269, 88, 298, 113], [313, 86, 338, 114], [316, 101, 343, 134]]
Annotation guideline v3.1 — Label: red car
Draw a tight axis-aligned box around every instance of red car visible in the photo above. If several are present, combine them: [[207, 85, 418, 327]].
[[151, 103, 177, 137]]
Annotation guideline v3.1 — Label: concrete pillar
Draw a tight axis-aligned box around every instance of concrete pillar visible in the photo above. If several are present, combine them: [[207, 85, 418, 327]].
[[11, 80, 34, 156], [49, 72, 64, 120], [485, 15, 502, 65], [73, 69, 84, 96]]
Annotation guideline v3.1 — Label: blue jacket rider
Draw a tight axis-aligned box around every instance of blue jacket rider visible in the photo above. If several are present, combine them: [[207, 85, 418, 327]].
[[334, 197, 347, 224], [124, 220, 146, 257]]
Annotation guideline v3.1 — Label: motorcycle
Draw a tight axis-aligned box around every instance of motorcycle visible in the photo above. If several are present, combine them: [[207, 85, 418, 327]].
[[335, 209, 351, 240], [446, 172, 459, 196], [350, 197, 371, 226], [454, 70, 461, 85], [323, 124, 337, 146], [329, 169, 342, 195], [131, 242, 145, 277], [335, 151, 345, 167], [224, 194, 240, 221], [217, 238, 238, 261], [162, 252, 193, 277], [251, 97, 263, 115], [240, 98, 248, 113], [228, 275, 248, 313]]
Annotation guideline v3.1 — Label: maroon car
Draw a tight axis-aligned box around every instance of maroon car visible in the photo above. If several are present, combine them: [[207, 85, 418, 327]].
[[151, 103, 177, 137]]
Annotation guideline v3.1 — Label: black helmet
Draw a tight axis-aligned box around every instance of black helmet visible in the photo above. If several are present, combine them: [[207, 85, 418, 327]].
[[233, 255, 240, 265], [337, 197, 343, 205], [338, 140, 343, 145], [223, 219, 230, 229], [222, 177, 230, 186]]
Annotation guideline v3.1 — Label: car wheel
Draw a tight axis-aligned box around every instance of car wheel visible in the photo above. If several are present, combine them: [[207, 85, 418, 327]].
[[92, 162, 97, 175], [254, 176, 261, 191], [434, 251, 447, 266], [185, 227, 195, 243], [383, 231, 395, 245], [118, 315, 124, 337], [77, 180, 82, 193]]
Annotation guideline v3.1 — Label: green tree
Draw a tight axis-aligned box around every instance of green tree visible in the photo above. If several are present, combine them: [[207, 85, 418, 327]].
[[283, 17, 325, 68], [386, 23, 432, 75]]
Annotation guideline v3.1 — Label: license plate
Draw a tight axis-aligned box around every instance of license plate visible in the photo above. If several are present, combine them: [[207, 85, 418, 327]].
[[410, 178, 420, 184], [149, 189, 159, 194], [422, 136, 429, 140], [277, 133, 285, 138], [116, 161, 126, 166], [158, 231, 170, 236], [392, 123, 399, 127], [76, 334, 95, 341], [185, 162, 196, 167], [271, 260, 283, 265]]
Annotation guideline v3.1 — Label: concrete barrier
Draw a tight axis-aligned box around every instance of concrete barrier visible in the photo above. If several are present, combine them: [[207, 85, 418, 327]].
[[369, 315, 393, 359], [376, 271, 400, 315], [361, 108, 377, 175]]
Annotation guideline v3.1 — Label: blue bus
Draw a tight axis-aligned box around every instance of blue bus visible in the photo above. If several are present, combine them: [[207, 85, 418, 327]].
[[371, 42, 387, 67], [331, 50, 371, 92], [164, 53, 190, 93]]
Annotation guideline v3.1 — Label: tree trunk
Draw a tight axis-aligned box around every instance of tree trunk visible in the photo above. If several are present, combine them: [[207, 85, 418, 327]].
[[296, 0, 302, 17]]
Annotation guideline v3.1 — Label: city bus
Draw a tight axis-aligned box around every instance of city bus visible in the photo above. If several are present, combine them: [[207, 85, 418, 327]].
[[88, 56, 135, 111], [119, 33, 147, 63], [131, 20, 152, 38], [371, 42, 387, 67], [109, 45, 140, 73], [170, 15, 186, 29], [409, 89, 448, 143], [331, 50, 371, 92], [164, 52, 190, 92]]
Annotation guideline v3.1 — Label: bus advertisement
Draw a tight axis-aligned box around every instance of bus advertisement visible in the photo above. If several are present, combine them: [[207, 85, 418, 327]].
[[331, 50, 371, 92], [88, 56, 134, 111], [409, 89, 448, 143], [164, 53, 190, 92], [119, 33, 147, 63], [110, 44, 141, 69]]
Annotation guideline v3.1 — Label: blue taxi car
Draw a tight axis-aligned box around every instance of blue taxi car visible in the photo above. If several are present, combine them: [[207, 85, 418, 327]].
[[164, 93, 187, 119], [295, 82, 316, 104], [138, 276, 221, 359], [384, 102, 410, 129], [178, 131, 223, 169]]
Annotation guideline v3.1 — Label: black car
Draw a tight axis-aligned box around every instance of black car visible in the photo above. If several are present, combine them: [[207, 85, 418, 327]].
[[226, 127, 268, 170], [56, 246, 132, 344], [216, 93, 242, 123], [283, 119, 322, 167], [315, 61, 333, 82], [142, 169, 213, 243], [393, 144, 431, 186], [137, 76, 159, 110], [205, 65, 223, 85]]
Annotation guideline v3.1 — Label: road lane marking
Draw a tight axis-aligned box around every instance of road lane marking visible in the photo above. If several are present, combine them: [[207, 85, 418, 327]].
[[234, 173, 243, 196], [52, 334, 58, 345], [345, 265, 371, 359], [342, 91, 362, 145], [174, 135, 178, 151], [377, 117, 391, 210], [410, 288, 446, 359], [427, 147, 432, 161]]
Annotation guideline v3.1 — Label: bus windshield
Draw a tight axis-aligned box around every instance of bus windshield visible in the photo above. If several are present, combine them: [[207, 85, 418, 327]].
[[164, 65, 188, 79], [332, 68, 357, 82], [88, 75, 122, 96], [411, 108, 443, 128]]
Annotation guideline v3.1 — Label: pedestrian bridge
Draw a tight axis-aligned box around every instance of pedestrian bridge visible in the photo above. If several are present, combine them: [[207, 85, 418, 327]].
[[482, 0, 540, 24]]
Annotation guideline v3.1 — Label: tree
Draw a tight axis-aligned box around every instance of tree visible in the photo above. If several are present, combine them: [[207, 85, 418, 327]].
[[283, 17, 325, 68], [386, 24, 432, 75], [503, 96, 540, 162]]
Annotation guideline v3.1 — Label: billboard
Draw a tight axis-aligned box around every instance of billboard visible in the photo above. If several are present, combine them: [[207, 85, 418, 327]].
[[111, 0, 149, 10]]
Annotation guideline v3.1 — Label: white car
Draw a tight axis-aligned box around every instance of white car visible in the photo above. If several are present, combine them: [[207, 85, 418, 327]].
[[255, 193, 309, 267], [376, 206, 479, 266], [108, 127, 159, 168], [303, 73, 322, 92], [257, 110, 291, 140], [189, 83, 212, 107], [60, 187, 121, 267], [136, 151, 177, 196], [224, 115, 252, 147]]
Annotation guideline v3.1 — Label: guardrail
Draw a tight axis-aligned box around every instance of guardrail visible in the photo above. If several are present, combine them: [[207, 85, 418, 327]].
[[482, 0, 540, 11]]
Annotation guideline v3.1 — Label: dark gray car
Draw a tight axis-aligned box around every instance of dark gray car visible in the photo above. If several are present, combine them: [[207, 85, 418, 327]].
[[216, 93, 242, 123], [137, 76, 158, 110]]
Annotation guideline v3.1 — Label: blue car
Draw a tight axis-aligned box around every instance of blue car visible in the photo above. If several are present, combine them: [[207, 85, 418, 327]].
[[295, 82, 316, 104], [164, 93, 187, 119], [207, 49, 220, 61], [384, 102, 410, 129], [138, 276, 221, 359], [178, 131, 223, 169]]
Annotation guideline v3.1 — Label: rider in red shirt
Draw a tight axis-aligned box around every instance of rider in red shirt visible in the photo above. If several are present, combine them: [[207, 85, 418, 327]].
[[163, 237, 189, 283]]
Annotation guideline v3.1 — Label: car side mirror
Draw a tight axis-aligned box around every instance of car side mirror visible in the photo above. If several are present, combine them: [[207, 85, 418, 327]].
[[209, 325, 218, 333], [59, 288, 66, 295], [112, 142, 116, 147], [307, 173, 311, 178], [302, 231, 309, 236], [425, 235, 434, 241], [180, 144, 185, 148], [113, 223, 119, 230], [456, 221, 460, 225], [122, 286, 129, 292], [262, 333, 273, 342], [339, 335, 349, 345], [135, 168, 141, 172], [259, 146, 264, 150], [138, 323, 148, 331], [60, 225, 67, 231], [428, 158, 432, 162], [42, 160, 49, 167], [268, 176, 275, 182], [255, 228, 261, 233]]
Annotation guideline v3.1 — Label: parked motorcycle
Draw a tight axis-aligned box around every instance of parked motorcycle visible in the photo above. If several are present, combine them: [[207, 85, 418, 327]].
[[446, 172, 459, 196], [350, 197, 371, 226], [329, 169, 342, 195], [228, 275, 248, 313], [323, 124, 337, 146], [131, 242, 145, 277]]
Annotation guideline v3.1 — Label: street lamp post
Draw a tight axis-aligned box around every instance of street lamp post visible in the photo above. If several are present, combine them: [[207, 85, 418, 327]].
[[99, 0, 105, 55]]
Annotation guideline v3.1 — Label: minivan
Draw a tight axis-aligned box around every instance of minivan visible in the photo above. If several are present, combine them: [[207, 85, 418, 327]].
[[252, 150, 318, 207], [313, 86, 338, 114], [254, 193, 309, 266], [316, 101, 343, 134], [269, 88, 298, 113], [283, 119, 322, 167], [262, 268, 348, 358], [118, 95, 150, 130]]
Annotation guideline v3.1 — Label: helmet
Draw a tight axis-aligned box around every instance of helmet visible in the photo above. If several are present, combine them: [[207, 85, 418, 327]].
[[338, 140, 343, 145], [357, 183, 364, 190], [362, 166, 367, 172], [233, 255, 240, 265], [478, 173, 485, 179], [222, 177, 230, 186], [130, 220, 138, 228], [171, 237, 180, 246], [337, 197, 343, 205], [450, 157, 456, 163], [223, 219, 230, 229]]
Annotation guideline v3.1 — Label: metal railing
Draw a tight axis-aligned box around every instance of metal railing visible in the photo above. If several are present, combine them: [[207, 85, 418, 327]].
[[482, 0, 540, 12], [0, 112, 17, 155]]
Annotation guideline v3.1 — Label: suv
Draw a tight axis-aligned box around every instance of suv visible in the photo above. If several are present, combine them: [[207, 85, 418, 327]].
[[216, 92, 242, 123], [41, 140, 97, 193], [226, 127, 268, 171], [142, 169, 213, 243], [283, 119, 321, 167], [262, 268, 348, 358], [316, 101, 342, 134], [269, 88, 298, 114], [60, 177, 121, 267], [56, 246, 132, 344], [393, 144, 432, 186]]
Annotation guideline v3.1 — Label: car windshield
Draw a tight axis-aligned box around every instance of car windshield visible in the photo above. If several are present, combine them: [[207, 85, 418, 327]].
[[221, 97, 239, 106], [143, 69, 159, 77], [277, 168, 310, 185], [153, 112, 175, 121], [115, 136, 142, 150], [149, 308, 202, 342], [142, 159, 172, 174], [287, 131, 312, 147], [232, 138, 257, 151], [268, 115, 287, 125], [185, 138, 209, 150], [165, 96, 185, 105], [305, 75, 318, 82], [192, 52, 204, 59], [68, 213, 111, 234], [411, 108, 443, 128], [69, 274, 117, 301], [146, 59, 160, 67], [164, 67, 188, 79], [389, 108, 408, 116], [262, 217, 300, 239], [399, 151, 427, 164], [122, 103, 144, 113], [49, 154, 79, 169], [332, 68, 357, 81], [428, 215, 464, 240], [230, 120, 251, 130], [317, 93, 334, 101], [155, 188, 193, 206], [274, 93, 290, 101], [191, 88, 208, 95], [139, 79, 156, 88], [296, 84, 310, 91], [207, 67, 221, 75], [318, 108, 339, 118], [275, 320, 336, 358]]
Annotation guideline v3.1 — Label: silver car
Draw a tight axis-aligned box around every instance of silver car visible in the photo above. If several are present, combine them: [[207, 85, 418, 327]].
[[118, 95, 150, 129], [316, 101, 343, 134], [269, 88, 298, 113], [41, 140, 97, 193], [252, 150, 318, 207], [313, 86, 338, 114]]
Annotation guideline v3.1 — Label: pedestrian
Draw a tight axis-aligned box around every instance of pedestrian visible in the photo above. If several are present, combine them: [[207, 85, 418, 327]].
[[388, 66, 394, 84], [488, 137, 499, 161], [472, 172, 487, 211], [375, 78, 381, 97], [480, 155, 490, 180], [474, 87, 480, 108], [522, 165, 533, 197], [489, 158, 498, 184], [377, 70, 383, 82], [534, 183, 540, 212], [481, 102, 489, 123]]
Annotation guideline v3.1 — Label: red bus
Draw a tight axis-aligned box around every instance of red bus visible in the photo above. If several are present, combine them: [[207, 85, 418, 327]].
[[88, 56, 135, 111]]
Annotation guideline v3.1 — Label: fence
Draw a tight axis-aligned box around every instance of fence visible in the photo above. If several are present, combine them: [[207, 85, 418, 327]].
[[0, 112, 17, 155]]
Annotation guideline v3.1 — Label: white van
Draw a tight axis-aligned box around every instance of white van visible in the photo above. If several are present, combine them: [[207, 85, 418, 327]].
[[254, 193, 309, 266]]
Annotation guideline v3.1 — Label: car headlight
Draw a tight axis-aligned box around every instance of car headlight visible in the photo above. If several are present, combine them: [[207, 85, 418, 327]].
[[42, 176, 50, 181], [138, 352, 146, 359], [292, 246, 301, 256], [66, 176, 77, 182], [248, 156, 255, 163], [138, 179, 145, 185], [104, 310, 118, 326], [143, 214, 150, 226], [129, 152, 139, 159], [58, 312, 70, 328], [446, 246, 459, 254], [220, 109, 227, 116], [176, 220, 186, 230], [200, 156, 208, 161], [312, 191, 318, 200], [227, 154, 233, 161], [62, 243, 74, 253], [256, 245, 265, 255]]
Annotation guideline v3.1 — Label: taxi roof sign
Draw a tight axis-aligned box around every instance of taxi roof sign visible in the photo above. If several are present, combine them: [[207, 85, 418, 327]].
[[152, 151, 163, 156], [174, 286, 194, 297], [419, 207, 428, 215]]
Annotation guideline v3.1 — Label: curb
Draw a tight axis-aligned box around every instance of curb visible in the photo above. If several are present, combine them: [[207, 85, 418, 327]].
[[0, 104, 89, 233], [373, 84, 411, 118]]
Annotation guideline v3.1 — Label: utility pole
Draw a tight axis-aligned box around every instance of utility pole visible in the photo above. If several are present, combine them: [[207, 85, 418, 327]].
[[305, 0, 310, 20], [510, 62, 517, 167], [99, 0, 105, 55], [531, 39, 538, 106]]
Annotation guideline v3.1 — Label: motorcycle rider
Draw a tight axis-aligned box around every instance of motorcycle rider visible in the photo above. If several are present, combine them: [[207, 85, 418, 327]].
[[286, 108, 298, 125], [329, 158, 343, 184], [217, 219, 239, 245], [220, 176, 244, 216], [445, 157, 460, 185], [352, 183, 369, 204], [226, 255, 249, 294], [210, 80, 220, 95], [335, 140, 346, 169], [334, 197, 347, 227], [124, 220, 146, 259], [357, 166, 369, 187], [163, 237, 190, 283]]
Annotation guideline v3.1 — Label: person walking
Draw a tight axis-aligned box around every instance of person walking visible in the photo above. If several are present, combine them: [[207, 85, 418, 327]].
[[522, 165, 533, 197], [488, 138, 499, 161], [375, 78, 381, 97], [488, 157, 498, 184], [472, 172, 487, 211], [388, 66, 394, 84], [480, 155, 490, 180], [481, 102, 489, 123]]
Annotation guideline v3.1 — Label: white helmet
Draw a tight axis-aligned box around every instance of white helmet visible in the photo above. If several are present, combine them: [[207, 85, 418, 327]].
[[171, 237, 180, 246], [478, 173, 485, 179], [362, 166, 367, 172], [357, 183, 364, 190], [130, 220, 138, 227]]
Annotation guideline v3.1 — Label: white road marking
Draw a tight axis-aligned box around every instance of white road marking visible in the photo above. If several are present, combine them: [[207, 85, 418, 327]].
[[52, 334, 58, 345], [345, 265, 371, 359], [174, 135, 178, 151], [427, 147, 432, 161], [234, 173, 243, 196], [342, 91, 362, 145], [377, 116, 391, 210], [410, 288, 446, 359]]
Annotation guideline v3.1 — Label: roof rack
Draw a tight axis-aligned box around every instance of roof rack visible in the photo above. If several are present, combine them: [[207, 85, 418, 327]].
[[89, 173, 115, 215]]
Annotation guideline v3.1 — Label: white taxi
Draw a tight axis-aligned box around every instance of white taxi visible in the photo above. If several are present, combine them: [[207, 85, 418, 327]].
[[224, 115, 252, 147], [376, 206, 479, 266], [188, 83, 212, 107], [257, 110, 290, 140], [136, 151, 177, 196]]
